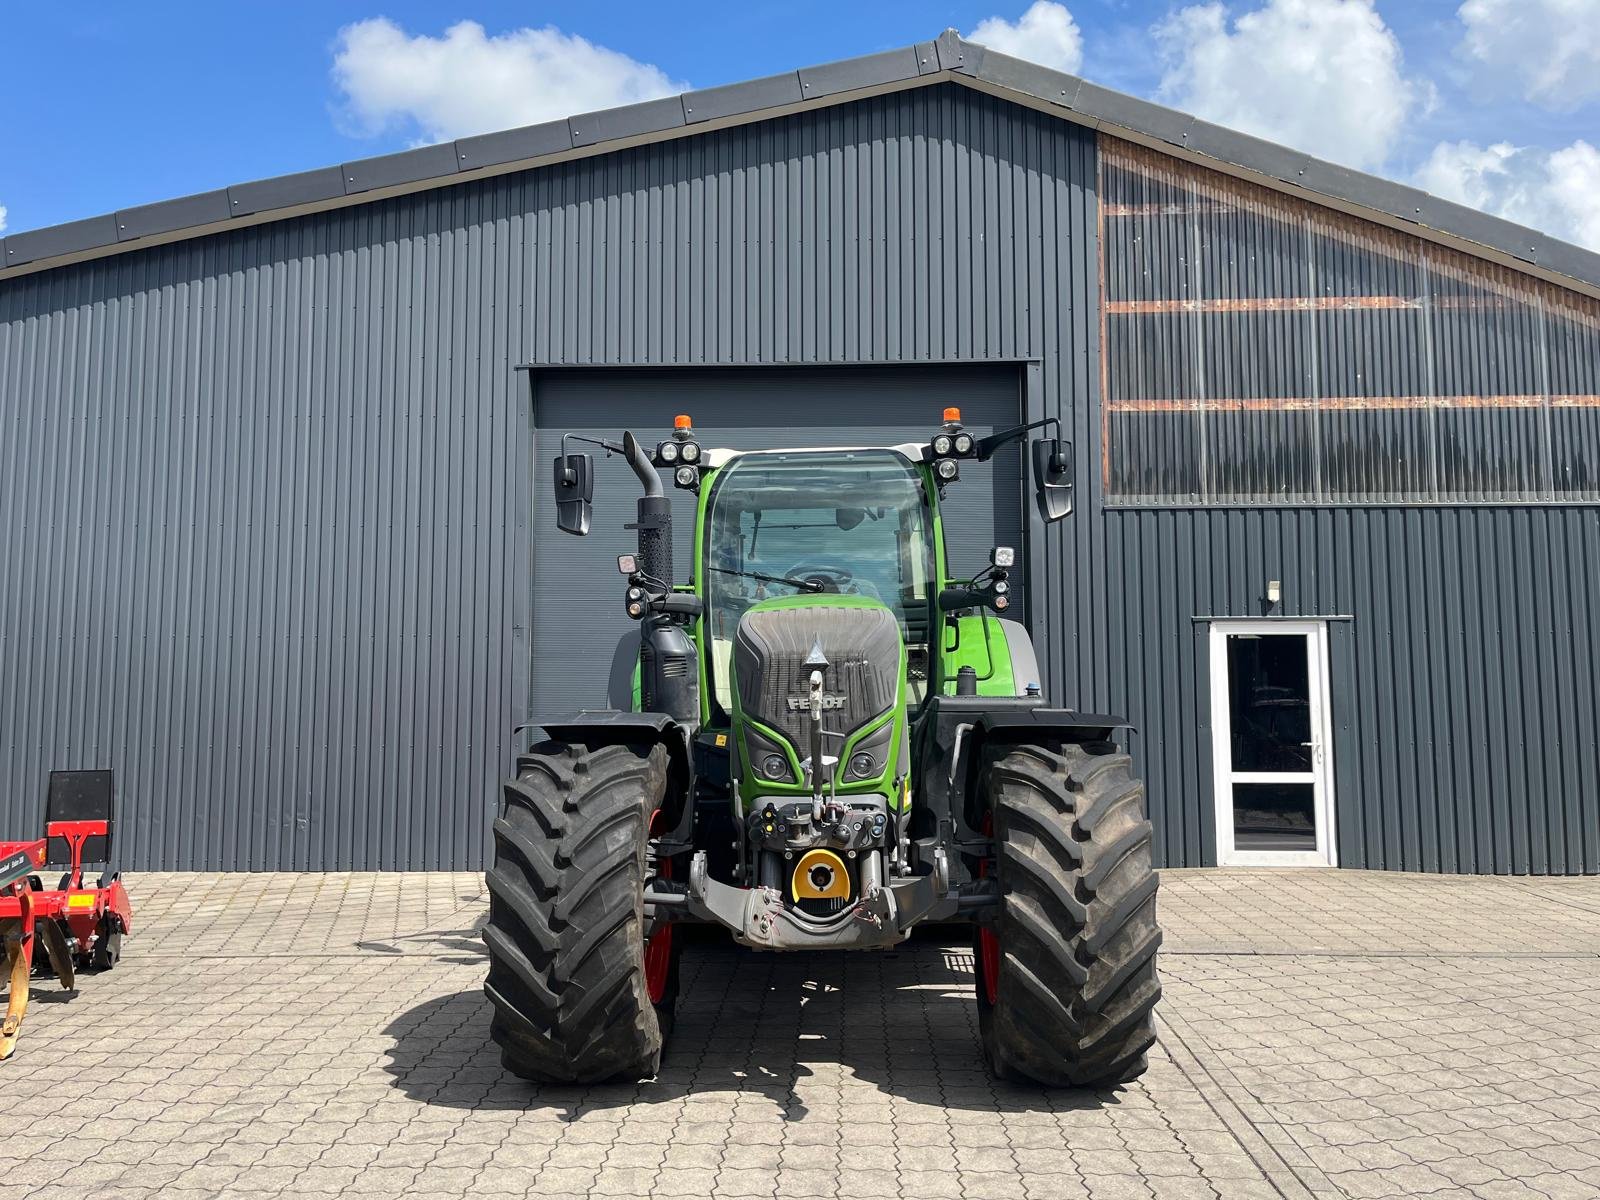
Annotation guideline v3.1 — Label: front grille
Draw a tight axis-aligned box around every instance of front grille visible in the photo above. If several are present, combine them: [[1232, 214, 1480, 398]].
[[734, 602, 902, 751]]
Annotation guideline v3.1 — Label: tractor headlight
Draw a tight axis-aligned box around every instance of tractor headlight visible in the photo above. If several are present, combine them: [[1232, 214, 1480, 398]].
[[936, 459, 959, 481], [848, 752, 876, 778], [990, 546, 1016, 568], [953, 432, 974, 455], [680, 441, 700, 463], [761, 754, 788, 780], [675, 465, 699, 488], [657, 441, 679, 463], [932, 434, 953, 456]]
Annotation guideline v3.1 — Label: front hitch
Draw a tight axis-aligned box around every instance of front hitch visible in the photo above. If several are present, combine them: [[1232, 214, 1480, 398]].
[[666, 848, 965, 950]]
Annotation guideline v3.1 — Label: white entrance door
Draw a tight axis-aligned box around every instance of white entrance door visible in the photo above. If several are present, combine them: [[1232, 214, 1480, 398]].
[[1209, 621, 1337, 867]]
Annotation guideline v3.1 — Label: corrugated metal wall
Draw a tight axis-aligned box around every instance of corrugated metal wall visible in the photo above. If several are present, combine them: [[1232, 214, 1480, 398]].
[[0, 203, 527, 870], [1089, 136, 1600, 874], [1096, 507, 1600, 875], [0, 85, 1103, 869]]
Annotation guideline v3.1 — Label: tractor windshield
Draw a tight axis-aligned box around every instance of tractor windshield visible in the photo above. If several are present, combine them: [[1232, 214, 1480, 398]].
[[702, 449, 935, 715]]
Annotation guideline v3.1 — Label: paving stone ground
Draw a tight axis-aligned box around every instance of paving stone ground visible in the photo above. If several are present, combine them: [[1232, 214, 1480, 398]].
[[4, 868, 1598, 1199]]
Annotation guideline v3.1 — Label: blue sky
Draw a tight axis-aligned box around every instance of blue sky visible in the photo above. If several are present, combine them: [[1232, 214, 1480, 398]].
[[3, 2, 1598, 247]]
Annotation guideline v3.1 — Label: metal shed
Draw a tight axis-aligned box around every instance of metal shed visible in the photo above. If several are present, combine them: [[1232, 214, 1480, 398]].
[[2, 32, 1596, 873]]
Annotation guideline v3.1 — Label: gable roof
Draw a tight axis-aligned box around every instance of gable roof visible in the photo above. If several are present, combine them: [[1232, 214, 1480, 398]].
[[5, 30, 1599, 298]]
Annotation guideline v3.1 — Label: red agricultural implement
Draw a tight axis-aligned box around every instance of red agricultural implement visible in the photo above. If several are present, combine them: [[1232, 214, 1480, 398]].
[[0, 771, 131, 1061]]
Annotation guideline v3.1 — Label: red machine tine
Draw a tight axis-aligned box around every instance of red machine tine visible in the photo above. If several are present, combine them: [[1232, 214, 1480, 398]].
[[0, 840, 48, 1060]]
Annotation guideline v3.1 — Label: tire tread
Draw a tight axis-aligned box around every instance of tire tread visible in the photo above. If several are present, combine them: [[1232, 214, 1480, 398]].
[[977, 741, 1162, 1087], [483, 739, 671, 1083]]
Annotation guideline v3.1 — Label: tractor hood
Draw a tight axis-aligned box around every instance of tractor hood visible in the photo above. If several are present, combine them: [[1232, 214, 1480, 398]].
[[731, 595, 908, 799]]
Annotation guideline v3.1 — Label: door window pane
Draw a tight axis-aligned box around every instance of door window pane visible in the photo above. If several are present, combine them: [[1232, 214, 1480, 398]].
[[1232, 782, 1317, 851], [1226, 635, 1312, 771]]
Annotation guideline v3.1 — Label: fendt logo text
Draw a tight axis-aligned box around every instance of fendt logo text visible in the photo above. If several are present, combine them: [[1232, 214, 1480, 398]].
[[786, 693, 849, 712]]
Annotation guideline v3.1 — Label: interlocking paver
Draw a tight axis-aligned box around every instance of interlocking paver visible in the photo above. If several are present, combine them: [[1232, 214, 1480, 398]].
[[7, 867, 1600, 1198]]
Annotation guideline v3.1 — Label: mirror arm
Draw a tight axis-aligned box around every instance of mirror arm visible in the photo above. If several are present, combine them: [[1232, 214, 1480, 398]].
[[557, 431, 664, 498], [560, 432, 626, 458], [974, 416, 1060, 462]]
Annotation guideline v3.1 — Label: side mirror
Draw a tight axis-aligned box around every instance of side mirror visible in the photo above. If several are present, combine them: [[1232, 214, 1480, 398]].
[[554, 452, 594, 536], [1032, 438, 1074, 521]]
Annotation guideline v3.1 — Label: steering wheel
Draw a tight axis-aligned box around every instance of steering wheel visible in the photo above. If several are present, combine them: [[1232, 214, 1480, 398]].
[[784, 563, 853, 594], [782, 563, 883, 602]]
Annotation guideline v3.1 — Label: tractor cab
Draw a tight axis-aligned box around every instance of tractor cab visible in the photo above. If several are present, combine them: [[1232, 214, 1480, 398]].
[[696, 446, 938, 716]]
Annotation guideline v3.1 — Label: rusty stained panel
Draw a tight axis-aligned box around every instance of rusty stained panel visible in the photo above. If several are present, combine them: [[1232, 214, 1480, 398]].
[[1100, 136, 1600, 504]]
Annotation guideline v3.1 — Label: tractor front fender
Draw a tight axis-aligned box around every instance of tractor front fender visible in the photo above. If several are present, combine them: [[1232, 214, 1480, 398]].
[[974, 706, 1128, 745], [520, 711, 695, 840], [911, 696, 1133, 858]]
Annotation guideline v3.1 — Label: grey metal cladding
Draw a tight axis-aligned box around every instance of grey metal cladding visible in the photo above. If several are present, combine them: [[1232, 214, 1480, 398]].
[[914, 41, 942, 76], [798, 46, 921, 98], [1184, 120, 1309, 184], [936, 30, 975, 72], [1296, 159, 1428, 225], [1523, 229, 1600, 277], [569, 96, 685, 147], [342, 142, 460, 194], [683, 73, 803, 124], [1544, 238, 1600, 284], [0, 159, 527, 871], [1412, 192, 1538, 252], [114, 189, 232, 241], [1304, 162, 1540, 265], [1104, 506, 1600, 877], [968, 46, 1082, 105], [3, 213, 119, 265], [229, 166, 347, 216], [456, 119, 573, 168], [1071, 81, 1195, 145]]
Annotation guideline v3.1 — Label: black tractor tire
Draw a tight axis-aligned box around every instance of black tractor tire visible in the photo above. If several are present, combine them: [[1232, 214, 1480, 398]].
[[483, 739, 677, 1083], [974, 740, 1162, 1087]]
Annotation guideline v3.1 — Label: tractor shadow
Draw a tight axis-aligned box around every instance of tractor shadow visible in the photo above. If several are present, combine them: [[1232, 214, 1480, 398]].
[[356, 926, 488, 965], [357, 907, 490, 964], [379, 927, 1135, 1117]]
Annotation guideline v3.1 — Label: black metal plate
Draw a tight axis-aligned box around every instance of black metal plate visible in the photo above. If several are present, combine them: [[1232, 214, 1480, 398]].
[[45, 769, 115, 867]]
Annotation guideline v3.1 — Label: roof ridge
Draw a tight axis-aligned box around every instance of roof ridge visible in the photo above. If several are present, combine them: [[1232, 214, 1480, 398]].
[[4, 30, 1598, 296]]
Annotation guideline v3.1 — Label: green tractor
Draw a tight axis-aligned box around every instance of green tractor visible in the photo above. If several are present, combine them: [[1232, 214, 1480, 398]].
[[484, 410, 1161, 1087]]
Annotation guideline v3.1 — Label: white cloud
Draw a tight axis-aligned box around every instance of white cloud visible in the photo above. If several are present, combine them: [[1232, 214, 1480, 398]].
[[968, 2, 1085, 74], [1416, 138, 1600, 250], [0, 205, 7, 235], [1457, 0, 1600, 110], [1154, 0, 1419, 172], [332, 18, 688, 144]]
